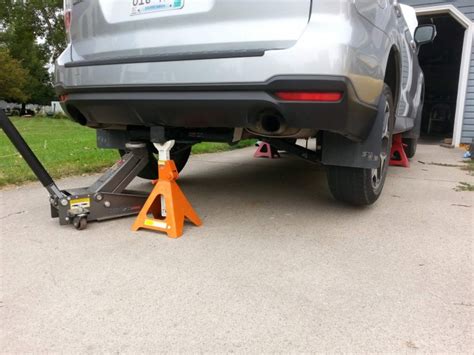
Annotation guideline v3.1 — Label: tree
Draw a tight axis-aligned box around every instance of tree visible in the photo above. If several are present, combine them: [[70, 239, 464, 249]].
[[0, 0, 66, 62], [0, 0, 66, 107], [0, 48, 29, 102], [29, 0, 66, 61]]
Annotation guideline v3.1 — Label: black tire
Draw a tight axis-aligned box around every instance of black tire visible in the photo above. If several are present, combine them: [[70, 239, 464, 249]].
[[327, 84, 395, 206], [403, 137, 417, 159], [119, 143, 192, 180]]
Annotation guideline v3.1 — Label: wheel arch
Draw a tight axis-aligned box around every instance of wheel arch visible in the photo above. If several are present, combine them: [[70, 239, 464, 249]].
[[383, 46, 401, 109]]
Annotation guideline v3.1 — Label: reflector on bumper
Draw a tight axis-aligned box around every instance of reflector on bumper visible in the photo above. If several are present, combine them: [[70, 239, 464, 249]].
[[274, 91, 343, 102]]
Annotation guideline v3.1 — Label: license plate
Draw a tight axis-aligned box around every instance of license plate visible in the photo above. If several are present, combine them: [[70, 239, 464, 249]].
[[131, 0, 184, 16]]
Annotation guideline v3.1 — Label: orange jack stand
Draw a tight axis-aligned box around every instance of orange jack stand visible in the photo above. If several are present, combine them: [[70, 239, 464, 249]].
[[254, 141, 280, 159], [390, 134, 410, 168], [131, 159, 202, 238]]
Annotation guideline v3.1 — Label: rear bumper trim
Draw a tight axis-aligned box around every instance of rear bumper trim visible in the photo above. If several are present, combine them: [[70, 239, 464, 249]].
[[65, 50, 265, 68]]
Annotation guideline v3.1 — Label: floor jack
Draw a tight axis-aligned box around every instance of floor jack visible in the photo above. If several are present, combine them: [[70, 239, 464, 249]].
[[0, 109, 151, 230], [131, 141, 202, 238]]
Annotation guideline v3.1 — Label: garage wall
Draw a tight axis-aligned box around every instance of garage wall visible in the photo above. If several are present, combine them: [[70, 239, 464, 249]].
[[402, 0, 474, 143], [465, 44, 474, 143]]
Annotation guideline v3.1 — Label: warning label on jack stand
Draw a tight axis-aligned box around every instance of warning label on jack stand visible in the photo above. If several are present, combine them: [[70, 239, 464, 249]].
[[144, 219, 169, 230]]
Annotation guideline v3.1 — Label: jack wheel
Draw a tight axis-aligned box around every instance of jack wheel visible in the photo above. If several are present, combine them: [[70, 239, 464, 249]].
[[73, 216, 87, 230]]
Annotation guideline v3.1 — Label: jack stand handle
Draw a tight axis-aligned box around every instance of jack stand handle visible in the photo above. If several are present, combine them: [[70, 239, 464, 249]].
[[0, 109, 64, 199]]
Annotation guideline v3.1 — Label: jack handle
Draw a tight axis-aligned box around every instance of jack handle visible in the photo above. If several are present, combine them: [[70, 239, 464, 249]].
[[0, 109, 64, 200]]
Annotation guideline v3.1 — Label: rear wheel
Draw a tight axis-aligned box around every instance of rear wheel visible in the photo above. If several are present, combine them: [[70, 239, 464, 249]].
[[327, 84, 394, 206], [119, 143, 192, 180], [403, 137, 418, 159]]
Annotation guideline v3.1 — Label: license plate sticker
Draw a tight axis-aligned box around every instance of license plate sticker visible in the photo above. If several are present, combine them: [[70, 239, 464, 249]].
[[131, 0, 184, 16]]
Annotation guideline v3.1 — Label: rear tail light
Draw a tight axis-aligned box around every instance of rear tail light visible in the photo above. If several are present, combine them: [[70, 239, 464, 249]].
[[274, 91, 343, 102], [64, 0, 72, 43]]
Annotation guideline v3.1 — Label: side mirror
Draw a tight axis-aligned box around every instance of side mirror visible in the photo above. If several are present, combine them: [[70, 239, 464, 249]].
[[414, 24, 437, 46]]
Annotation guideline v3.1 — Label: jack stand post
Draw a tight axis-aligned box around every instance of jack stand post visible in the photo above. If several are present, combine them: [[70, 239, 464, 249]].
[[131, 140, 202, 238]]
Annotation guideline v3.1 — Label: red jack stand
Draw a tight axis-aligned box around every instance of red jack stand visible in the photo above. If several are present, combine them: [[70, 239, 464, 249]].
[[390, 134, 409, 168], [254, 142, 280, 159]]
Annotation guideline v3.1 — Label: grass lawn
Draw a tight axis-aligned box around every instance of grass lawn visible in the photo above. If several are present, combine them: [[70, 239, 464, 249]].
[[0, 117, 255, 188]]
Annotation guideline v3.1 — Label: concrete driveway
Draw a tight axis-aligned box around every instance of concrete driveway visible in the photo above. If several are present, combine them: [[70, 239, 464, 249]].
[[1, 143, 472, 352]]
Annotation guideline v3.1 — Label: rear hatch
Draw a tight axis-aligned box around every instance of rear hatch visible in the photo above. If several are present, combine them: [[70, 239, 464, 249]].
[[69, 0, 312, 63]]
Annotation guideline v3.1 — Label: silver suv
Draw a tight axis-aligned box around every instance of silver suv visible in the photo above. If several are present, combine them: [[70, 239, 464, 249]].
[[55, 0, 436, 205]]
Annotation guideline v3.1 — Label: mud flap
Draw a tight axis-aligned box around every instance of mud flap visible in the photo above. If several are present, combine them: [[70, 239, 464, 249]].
[[322, 94, 385, 169]]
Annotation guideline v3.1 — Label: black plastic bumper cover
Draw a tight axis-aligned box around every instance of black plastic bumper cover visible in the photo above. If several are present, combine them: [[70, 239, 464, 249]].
[[59, 76, 378, 142]]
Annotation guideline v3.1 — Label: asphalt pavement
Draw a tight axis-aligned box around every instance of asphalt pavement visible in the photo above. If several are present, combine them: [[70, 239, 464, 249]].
[[1, 142, 473, 352]]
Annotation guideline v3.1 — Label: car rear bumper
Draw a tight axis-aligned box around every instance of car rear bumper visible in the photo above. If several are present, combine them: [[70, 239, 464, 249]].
[[60, 76, 378, 142]]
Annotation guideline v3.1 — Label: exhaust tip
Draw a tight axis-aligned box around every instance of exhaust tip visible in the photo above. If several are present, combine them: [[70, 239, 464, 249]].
[[255, 110, 286, 135], [260, 113, 282, 133]]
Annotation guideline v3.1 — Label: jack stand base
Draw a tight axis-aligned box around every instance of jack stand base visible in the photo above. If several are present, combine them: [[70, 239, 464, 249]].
[[131, 160, 202, 238], [254, 142, 280, 159], [390, 134, 410, 168]]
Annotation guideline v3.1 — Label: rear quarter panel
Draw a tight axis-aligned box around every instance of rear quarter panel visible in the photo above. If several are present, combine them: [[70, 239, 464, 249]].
[[354, 0, 393, 32], [354, 0, 422, 133]]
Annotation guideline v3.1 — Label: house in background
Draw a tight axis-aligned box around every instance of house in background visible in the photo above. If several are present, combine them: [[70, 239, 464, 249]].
[[0, 100, 9, 110], [401, 0, 473, 146], [50, 101, 65, 115]]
